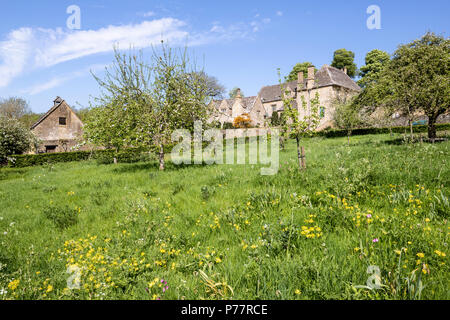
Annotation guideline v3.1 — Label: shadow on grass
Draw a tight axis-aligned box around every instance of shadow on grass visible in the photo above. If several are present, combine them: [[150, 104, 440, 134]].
[[110, 161, 214, 174], [383, 137, 449, 146], [0, 168, 29, 181]]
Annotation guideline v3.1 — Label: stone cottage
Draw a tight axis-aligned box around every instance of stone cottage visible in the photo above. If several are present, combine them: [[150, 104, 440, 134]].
[[31, 97, 85, 153], [259, 65, 361, 130], [209, 89, 267, 127], [210, 65, 361, 130]]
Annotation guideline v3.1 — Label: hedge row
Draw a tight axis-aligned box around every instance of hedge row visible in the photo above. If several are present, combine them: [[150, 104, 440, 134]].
[[6, 141, 206, 168], [7, 147, 157, 168], [315, 123, 450, 138]]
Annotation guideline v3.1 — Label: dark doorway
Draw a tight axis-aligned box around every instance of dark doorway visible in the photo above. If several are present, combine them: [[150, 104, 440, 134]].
[[45, 145, 57, 153]]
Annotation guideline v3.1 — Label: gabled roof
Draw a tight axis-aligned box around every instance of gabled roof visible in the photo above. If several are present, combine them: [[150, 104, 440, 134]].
[[314, 65, 361, 92], [30, 97, 79, 130], [212, 96, 259, 114], [258, 65, 361, 103], [259, 81, 297, 103]]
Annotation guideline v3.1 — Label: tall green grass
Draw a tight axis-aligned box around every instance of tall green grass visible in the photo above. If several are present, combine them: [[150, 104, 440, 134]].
[[0, 133, 448, 300]]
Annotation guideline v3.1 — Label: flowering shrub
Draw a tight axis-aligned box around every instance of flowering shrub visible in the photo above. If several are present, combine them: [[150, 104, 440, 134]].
[[0, 117, 36, 164]]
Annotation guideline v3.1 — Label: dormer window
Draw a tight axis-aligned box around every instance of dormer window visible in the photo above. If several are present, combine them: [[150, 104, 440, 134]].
[[59, 117, 67, 125]]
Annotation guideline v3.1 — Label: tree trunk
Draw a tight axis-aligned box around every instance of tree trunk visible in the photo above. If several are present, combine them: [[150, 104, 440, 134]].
[[295, 136, 302, 170], [409, 119, 414, 141], [159, 145, 165, 170], [301, 146, 306, 169], [347, 130, 351, 146], [427, 114, 438, 142], [114, 148, 118, 165], [279, 136, 285, 151]]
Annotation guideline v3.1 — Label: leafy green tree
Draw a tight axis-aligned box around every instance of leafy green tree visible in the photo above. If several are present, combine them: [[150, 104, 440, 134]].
[[84, 48, 148, 163], [146, 43, 210, 170], [278, 69, 321, 170], [0, 117, 36, 163], [359, 32, 449, 140], [331, 49, 358, 78], [86, 43, 211, 169], [332, 96, 362, 145], [285, 62, 317, 82], [229, 87, 244, 99], [271, 111, 279, 126], [357, 49, 391, 88]]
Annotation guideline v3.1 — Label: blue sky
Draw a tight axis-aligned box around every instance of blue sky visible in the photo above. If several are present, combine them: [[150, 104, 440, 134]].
[[0, 0, 448, 113]]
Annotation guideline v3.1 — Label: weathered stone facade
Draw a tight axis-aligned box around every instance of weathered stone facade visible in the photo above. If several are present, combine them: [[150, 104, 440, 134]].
[[31, 97, 85, 153], [210, 65, 361, 130], [209, 90, 267, 127], [259, 65, 361, 130]]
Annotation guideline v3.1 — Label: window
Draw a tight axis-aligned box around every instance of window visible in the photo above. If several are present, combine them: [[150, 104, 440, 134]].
[[271, 104, 277, 112], [59, 117, 67, 125], [320, 107, 325, 119]]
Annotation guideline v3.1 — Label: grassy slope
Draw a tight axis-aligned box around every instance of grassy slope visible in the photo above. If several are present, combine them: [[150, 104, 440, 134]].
[[0, 133, 449, 300]]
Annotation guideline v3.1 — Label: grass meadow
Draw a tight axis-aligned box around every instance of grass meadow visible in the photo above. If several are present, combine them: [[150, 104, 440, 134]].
[[0, 133, 449, 300]]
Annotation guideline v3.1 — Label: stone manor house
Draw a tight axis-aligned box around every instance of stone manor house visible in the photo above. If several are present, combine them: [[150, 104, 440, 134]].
[[209, 65, 361, 130]]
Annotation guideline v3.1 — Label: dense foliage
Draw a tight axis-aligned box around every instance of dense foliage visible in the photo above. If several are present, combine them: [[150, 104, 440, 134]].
[[0, 117, 36, 163], [331, 48, 358, 78], [286, 62, 317, 82]]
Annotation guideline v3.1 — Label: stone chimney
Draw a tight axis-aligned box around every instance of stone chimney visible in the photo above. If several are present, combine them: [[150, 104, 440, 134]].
[[297, 72, 304, 90], [343, 67, 347, 75], [53, 96, 63, 106], [235, 88, 242, 99], [307, 67, 315, 90]]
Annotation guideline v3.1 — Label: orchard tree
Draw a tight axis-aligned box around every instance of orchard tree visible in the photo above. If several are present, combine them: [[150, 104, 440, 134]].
[[278, 69, 321, 170], [147, 42, 210, 170], [357, 49, 390, 88], [331, 49, 358, 78], [286, 62, 317, 82], [332, 95, 362, 146], [84, 48, 149, 163], [360, 32, 449, 140], [0, 117, 36, 163]]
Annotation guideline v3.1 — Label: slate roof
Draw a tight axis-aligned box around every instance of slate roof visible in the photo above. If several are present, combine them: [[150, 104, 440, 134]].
[[259, 65, 361, 103], [259, 81, 297, 103], [315, 65, 361, 92]]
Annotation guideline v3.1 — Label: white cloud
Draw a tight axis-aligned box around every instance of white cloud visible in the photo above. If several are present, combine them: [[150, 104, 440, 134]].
[[142, 11, 156, 17], [0, 28, 33, 87], [0, 17, 258, 88], [35, 18, 189, 68], [276, 11, 283, 16]]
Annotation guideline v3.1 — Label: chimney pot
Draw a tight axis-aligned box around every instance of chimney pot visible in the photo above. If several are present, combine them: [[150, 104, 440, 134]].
[[307, 67, 315, 89], [297, 72, 304, 89], [236, 88, 242, 99], [307, 67, 315, 80]]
